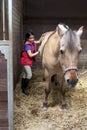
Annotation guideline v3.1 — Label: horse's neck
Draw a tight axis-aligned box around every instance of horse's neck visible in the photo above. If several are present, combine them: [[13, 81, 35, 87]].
[[39, 31, 55, 56], [50, 33, 60, 56]]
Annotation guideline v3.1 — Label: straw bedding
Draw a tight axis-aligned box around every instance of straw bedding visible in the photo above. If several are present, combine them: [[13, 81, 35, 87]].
[[14, 69, 87, 130]]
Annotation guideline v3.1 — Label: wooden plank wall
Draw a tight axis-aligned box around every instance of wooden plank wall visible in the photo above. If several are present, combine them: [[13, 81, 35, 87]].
[[0, 51, 8, 130], [12, 0, 23, 87], [23, 20, 87, 70]]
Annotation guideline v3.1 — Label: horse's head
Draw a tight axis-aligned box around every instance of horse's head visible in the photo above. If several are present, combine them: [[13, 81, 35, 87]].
[[58, 24, 83, 88]]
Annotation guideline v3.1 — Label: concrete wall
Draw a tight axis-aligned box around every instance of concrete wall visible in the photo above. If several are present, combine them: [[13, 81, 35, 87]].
[[23, 0, 87, 18], [23, 0, 87, 39]]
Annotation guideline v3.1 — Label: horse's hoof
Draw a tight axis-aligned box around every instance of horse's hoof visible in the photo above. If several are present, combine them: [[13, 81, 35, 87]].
[[22, 90, 29, 96], [62, 104, 67, 109], [42, 103, 47, 111], [42, 106, 47, 111]]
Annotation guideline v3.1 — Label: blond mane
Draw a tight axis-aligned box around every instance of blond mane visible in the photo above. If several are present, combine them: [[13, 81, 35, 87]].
[[38, 31, 55, 56]]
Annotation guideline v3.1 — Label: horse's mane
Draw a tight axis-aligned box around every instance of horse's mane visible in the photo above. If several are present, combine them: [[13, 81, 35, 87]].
[[47, 30, 56, 41], [64, 29, 78, 51], [39, 30, 56, 56]]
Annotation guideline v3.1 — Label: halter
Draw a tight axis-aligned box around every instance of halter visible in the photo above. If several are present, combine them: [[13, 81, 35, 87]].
[[64, 66, 78, 75]]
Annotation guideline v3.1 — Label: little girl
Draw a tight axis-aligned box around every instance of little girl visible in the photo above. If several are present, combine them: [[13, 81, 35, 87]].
[[20, 31, 41, 95]]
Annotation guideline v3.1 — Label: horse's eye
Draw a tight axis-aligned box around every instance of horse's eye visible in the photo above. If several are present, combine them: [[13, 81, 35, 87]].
[[79, 48, 82, 53], [79, 50, 82, 53], [60, 49, 64, 54]]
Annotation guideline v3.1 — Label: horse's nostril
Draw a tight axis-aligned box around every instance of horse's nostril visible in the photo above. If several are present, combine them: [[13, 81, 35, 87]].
[[66, 78, 78, 88], [67, 79, 70, 83]]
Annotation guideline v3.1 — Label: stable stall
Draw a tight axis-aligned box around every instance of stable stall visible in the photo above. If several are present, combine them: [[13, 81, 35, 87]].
[[0, 0, 23, 129], [0, 0, 87, 130]]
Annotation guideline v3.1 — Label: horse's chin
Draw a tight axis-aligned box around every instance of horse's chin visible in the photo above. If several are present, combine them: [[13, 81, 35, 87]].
[[66, 80, 78, 88], [67, 84, 75, 88], [66, 82, 77, 88], [65, 77, 78, 88]]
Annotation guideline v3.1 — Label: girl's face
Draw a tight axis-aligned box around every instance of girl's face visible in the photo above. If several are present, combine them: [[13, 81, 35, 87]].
[[28, 35, 35, 43]]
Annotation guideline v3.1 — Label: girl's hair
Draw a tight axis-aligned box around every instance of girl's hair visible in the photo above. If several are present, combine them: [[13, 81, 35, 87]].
[[25, 31, 34, 39], [24, 31, 34, 43]]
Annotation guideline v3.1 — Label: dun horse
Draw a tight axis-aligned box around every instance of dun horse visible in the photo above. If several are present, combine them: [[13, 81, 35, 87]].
[[39, 24, 83, 110]]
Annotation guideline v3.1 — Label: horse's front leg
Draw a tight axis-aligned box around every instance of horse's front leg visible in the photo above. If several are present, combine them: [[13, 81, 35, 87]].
[[60, 78, 67, 109], [43, 69, 51, 110], [61, 87, 66, 109]]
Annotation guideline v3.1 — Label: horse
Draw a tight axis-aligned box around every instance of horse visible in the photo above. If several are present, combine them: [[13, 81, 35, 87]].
[[39, 24, 83, 110]]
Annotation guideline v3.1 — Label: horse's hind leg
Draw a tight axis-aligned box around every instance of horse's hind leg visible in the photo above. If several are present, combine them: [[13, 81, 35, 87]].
[[43, 69, 51, 110]]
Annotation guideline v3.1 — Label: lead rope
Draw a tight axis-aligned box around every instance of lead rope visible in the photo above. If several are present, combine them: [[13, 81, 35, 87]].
[[78, 69, 87, 86], [78, 70, 87, 78]]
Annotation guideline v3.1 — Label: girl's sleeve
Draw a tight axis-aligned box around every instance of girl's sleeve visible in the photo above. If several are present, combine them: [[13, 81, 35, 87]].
[[24, 45, 31, 51]]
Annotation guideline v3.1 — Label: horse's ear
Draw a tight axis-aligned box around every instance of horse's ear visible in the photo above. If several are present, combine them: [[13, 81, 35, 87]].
[[77, 26, 84, 37], [57, 26, 64, 37], [57, 24, 69, 37]]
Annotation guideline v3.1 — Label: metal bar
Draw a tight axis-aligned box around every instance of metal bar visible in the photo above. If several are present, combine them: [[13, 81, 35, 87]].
[[8, 0, 13, 41], [2, 0, 6, 40], [8, 0, 13, 130]]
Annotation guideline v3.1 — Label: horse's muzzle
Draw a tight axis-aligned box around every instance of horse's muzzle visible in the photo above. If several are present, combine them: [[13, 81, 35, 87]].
[[66, 78, 78, 88], [64, 68, 78, 88]]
